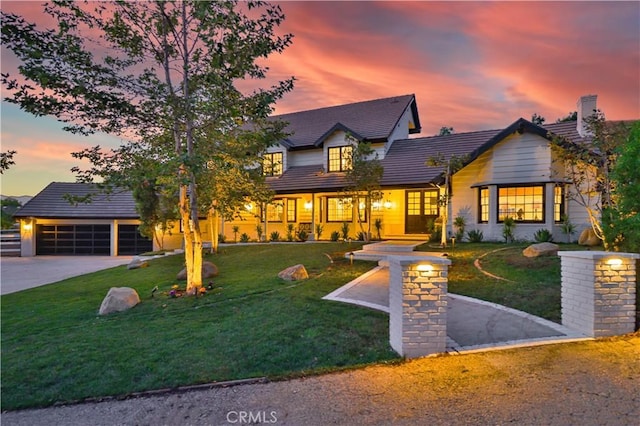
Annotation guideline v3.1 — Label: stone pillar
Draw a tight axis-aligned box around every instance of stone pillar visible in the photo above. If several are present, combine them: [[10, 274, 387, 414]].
[[389, 255, 451, 358], [558, 251, 639, 337]]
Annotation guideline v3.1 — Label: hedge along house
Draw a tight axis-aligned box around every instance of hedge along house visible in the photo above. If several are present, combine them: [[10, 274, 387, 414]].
[[225, 94, 602, 243], [15, 94, 614, 256], [15, 183, 153, 256]]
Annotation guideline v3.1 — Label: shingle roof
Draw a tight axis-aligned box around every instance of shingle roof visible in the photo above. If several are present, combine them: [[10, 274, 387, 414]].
[[272, 94, 420, 149], [14, 182, 140, 219]]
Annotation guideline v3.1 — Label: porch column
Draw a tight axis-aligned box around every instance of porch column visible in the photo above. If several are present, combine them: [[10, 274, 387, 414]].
[[111, 220, 118, 256]]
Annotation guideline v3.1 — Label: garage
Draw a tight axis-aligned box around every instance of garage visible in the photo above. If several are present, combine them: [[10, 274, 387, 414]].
[[36, 224, 111, 255], [16, 182, 157, 257]]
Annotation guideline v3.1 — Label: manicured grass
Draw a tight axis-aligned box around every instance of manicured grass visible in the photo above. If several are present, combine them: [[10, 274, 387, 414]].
[[1, 243, 398, 410], [1, 241, 584, 410], [416, 242, 586, 322]]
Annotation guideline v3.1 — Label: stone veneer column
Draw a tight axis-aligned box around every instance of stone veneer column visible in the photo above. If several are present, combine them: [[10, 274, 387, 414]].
[[558, 251, 639, 337], [388, 255, 451, 358]]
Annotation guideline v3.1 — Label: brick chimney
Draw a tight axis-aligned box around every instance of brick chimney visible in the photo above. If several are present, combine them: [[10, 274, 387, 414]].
[[576, 94, 597, 137]]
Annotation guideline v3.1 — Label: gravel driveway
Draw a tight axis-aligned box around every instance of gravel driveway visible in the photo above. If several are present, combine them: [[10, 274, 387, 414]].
[[3, 333, 638, 426]]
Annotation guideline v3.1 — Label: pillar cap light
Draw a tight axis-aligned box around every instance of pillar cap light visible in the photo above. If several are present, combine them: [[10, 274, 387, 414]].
[[416, 263, 433, 272], [606, 258, 623, 266]]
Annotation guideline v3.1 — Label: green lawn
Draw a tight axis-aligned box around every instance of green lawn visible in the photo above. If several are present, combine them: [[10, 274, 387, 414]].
[[1, 241, 579, 410]]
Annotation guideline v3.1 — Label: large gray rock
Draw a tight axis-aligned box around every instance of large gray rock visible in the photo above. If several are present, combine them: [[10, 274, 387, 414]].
[[278, 264, 309, 281], [578, 228, 601, 246], [523, 242, 559, 258], [127, 259, 149, 270], [99, 287, 140, 315], [176, 261, 219, 280]]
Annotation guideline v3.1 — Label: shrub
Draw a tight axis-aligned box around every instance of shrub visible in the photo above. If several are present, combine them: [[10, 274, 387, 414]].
[[373, 218, 383, 240], [467, 229, 484, 243], [286, 223, 295, 242], [232, 225, 240, 243], [340, 222, 350, 240], [239, 232, 251, 243], [296, 229, 308, 242], [269, 231, 281, 242], [315, 223, 324, 240], [502, 217, 515, 243], [534, 228, 553, 243], [256, 224, 263, 241], [453, 216, 466, 241], [356, 231, 366, 241], [560, 215, 576, 243], [330, 230, 340, 241], [218, 233, 226, 244]]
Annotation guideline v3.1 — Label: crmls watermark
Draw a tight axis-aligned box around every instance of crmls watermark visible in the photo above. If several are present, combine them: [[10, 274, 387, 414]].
[[226, 410, 278, 424]]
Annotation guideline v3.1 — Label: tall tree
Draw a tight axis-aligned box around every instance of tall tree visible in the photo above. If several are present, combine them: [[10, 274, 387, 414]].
[[2, 1, 294, 293], [437, 126, 454, 136], [531, 113, 546, 125], [603, 121, 640, 252], [343, 137, 383, 242], [426, 153, 468, 246], [0, 150, 16, 174], [556, 111, 578, 123], [551, 111, 632, 248]]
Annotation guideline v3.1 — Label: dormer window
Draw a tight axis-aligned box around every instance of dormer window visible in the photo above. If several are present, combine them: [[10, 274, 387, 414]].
[[263, 152, 283, 176], [328, 146, 352, 172]]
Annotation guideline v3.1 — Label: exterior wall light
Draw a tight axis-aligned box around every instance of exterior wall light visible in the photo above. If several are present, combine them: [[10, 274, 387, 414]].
[[245, 203, 253, 212], [304, 201, 313, 211], [416, 263, 433, 272], [383, 200, 392, 210], [606, 258, 623, 266], [22, 221, 33, 231]]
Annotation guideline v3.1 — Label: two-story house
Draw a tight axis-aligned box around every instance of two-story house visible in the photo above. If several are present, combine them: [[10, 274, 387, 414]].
[[16, 93, 619, 255]]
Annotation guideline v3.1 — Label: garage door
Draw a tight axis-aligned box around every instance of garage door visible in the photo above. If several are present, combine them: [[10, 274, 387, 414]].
[[117, 225, 153, 255], [36, 224, 111, 255]]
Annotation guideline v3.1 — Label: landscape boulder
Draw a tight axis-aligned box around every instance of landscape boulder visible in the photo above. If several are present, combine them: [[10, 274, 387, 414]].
[[578, 228, 601, 246], [278, 264, 309, 281], [523, 242, 559, 258], [176, 261, 219, 280], [98, 287, 140, 315], [127, 259, 149, 270]]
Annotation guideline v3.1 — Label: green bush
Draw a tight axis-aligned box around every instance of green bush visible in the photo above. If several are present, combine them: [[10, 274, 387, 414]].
[[296, 229, 308, 242], [467, 229, 484, 243], [269, 231, 281, 242], [340, 222, 350, 240], [356, 231, 366, 241], [534, 228, 553, 243], [218, 233, 226, 243], [286, 224, 295, 242], [315, 223, 324, 240], [239, 232, 251, 243], [330, 230, 340, 241], [502, 217, 515, 243]]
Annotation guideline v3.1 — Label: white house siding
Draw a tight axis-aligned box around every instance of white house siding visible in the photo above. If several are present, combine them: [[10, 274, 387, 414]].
[[287, 150, 317, 168], [385, 106, 415, 155], [451, 132, 570, 242]]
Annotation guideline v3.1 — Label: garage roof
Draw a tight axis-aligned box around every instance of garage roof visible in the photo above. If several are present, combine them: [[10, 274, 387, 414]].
[[14, 182, 140, 219]]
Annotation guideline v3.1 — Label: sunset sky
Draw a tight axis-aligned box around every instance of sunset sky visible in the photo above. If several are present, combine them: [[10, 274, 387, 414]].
[[1, 1, 639, 197]]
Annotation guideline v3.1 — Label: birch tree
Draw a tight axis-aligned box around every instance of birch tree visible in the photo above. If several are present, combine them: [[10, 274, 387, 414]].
[[1, 1, 293, 293]]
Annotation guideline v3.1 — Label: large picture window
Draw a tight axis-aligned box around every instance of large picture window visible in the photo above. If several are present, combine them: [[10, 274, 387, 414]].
[[263, 152, 283, 176], [498, 185, 544, 222], [328, 146, 353, 172], [327, 197, 352, 222]]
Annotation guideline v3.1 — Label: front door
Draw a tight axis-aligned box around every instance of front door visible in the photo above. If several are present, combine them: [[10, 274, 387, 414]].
[[405, 189, 439, 234]]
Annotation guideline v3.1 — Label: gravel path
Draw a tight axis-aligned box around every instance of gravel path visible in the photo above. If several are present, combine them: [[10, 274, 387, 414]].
[[3, 334, 639, 426]]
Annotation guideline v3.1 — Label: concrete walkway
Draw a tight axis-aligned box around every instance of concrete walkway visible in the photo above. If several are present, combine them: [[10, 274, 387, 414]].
[[326, 243, 587, 353], [0, 256, 133, 295]]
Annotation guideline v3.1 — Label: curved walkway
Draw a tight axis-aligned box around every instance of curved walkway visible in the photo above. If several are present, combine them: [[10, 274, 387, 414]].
[[323, 264, 586, 353]]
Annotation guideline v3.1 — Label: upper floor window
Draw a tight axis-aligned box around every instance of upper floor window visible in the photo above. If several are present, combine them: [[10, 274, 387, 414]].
[[328, 146, 353, 172], [498, 185, 544, 222], [263, 152, 283, 176]]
